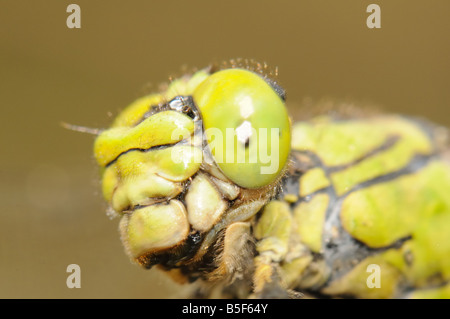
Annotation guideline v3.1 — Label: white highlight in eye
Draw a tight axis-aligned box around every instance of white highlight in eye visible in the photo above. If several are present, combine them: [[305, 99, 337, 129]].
[[235, 121, 253, 145], [239, 96, 254, 118]]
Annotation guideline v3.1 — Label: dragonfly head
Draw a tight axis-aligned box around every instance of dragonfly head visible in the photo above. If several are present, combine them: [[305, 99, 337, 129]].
[[94, 66, 291, 280]]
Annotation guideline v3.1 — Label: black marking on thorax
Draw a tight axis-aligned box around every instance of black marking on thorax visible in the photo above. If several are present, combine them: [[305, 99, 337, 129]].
[[281, 130, 437, 286]]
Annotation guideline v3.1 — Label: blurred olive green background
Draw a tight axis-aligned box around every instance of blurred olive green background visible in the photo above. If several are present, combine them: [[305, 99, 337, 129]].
[[1, 0, 449, 298]]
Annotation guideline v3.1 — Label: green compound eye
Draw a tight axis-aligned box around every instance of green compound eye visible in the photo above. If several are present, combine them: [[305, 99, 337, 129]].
[[193, 68, 291, 189]]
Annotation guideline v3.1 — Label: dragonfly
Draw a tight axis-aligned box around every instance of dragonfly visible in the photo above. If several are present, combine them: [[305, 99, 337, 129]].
[[92, 59, 450, 298]]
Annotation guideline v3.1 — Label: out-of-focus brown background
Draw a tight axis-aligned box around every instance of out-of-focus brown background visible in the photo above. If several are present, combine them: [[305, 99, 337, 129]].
[[1, 0, 449, 298]]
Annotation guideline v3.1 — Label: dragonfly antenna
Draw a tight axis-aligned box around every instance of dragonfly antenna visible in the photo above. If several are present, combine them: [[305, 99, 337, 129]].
[[60, 122, 102, 135]]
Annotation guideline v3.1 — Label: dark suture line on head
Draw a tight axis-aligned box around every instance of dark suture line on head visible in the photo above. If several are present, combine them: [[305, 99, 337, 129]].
[[104, 142, 182, 168]]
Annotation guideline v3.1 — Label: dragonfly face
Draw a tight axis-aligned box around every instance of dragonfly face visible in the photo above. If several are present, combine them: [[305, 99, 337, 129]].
[[94, 61, 450, 298], [94, 65, 292, 280]]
